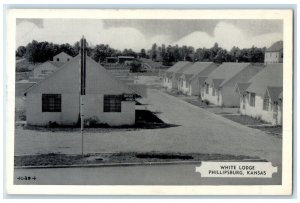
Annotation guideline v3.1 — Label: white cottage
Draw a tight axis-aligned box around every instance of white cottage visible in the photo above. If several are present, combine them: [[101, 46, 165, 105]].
[[234, 82, 251, 114], [264, 41, 283, 64], [32, 61, 64, 79], [32, 52, 73, 80], [162, 61, 191, 90], [202, 63, 264, 107], [53, 52, 73, 63], [244, 64, 283, 125], [25, 55, 138, 126], [178, 62, 219, 96]]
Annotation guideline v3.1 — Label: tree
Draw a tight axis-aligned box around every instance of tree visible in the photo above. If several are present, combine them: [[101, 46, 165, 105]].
[[194, 48, 210, 62], [214, 49, 229, 63], [173, 45, 180, 62], [91, 44, 117, 63], [122, 49, 137, 57], [25, 40, 40, 63], [209, 43, 222, 61], [73, 41, 80, 55], [229, 46, 240, 62], [151, 43, 157, 61], [59, 43, 76, 57], [247, 46, 265, 63], [16, 46, 26, 57], [140, 48, 147, 58]]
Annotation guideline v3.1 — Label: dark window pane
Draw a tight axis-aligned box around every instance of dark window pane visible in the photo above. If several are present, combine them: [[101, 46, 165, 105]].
[[42, 94, 61, 112], [104, 95, 121, 112]]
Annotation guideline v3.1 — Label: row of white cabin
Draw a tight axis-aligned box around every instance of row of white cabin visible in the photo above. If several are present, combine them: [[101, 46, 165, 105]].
[[163, 41, 283, 126], [162, 61, 283, 126]]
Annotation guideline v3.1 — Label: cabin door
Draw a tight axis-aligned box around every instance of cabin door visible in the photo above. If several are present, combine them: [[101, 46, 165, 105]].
[[273, 104, 278, 125]]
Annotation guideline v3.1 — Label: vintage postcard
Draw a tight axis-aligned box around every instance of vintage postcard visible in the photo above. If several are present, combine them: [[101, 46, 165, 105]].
[[5, 8, 293, 195]]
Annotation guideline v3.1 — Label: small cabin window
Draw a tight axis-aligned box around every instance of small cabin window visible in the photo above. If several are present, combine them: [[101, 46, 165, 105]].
[[56, 58, 59, 62], [249, 93, 256, 107], [67, 58, 70, 61], [104, 95, 121, 112], [263, 96, 270, 111], [42, 94, 61, 112]]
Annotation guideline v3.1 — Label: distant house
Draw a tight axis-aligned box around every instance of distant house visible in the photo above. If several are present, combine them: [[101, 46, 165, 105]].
[[53, 52, 73, 63], [243, 64, 283, 125], [106, 57, 118, 63], [202, 63, 264, 107], [178, 62, 219, 96], [32, 61, 64, 79], [162, 61, 191, 90], [118, 56, 135, 64], [31, 52, 73, 80], [264, 41, 283, 64], [25, 55, 139, 126]]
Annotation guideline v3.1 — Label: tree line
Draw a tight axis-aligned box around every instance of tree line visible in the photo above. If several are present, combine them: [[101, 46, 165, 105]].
[[150, 43, 266, 65], [16, 40, 266, 65], [16, 40, 140, 64]]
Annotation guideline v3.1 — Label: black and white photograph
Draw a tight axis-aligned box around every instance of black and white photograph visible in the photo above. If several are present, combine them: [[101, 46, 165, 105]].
[[5, 9, 293, 195]]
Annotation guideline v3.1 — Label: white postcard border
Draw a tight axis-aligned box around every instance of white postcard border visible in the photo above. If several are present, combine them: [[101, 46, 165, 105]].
[[5, 8, 293, 195]]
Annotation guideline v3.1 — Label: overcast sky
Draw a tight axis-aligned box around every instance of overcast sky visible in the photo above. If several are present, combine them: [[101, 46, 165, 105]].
[[16, 19, 283, 51]]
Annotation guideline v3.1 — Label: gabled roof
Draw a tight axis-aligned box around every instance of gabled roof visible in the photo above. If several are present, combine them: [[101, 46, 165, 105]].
[[198, 77, 207, 86], [234, 82, 251, 96], [205, 62, 251, 87], [53, 51, 73, 59], [266, 41, 283, 52], [171, 63, 193, 79], [25, 55, 138, 96], [246, 63, 283, 96], [265, 86, 283, 102], [174, 72, 184, 79], [165, 61, 191, 73], [181, 62, 213, 76], [212, 79, 224, 89], [118, 56, 135, 58], [48, 61, 65, 67], [36, 61, 58, 69], [182, 74, 194, 81], [189, 63, 220, 82], [165, 71, 174, 78]]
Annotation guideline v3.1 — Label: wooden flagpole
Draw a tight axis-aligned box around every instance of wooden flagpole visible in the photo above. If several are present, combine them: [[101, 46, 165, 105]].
[[80, 36, 86, 156]]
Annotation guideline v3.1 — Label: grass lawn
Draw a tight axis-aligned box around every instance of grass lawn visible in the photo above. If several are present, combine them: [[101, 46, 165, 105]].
[[223, 114, 282, 137], [222, 114, 267, 125], [16, 59, 41, 72], [15, 152, 264, 167]]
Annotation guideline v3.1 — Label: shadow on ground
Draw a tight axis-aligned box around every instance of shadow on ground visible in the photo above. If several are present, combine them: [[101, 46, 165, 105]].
[[20, 109, 180, 133]]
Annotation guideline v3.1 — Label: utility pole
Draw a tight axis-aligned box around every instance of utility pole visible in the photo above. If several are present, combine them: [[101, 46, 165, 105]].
[[80, 36, 86, 156]]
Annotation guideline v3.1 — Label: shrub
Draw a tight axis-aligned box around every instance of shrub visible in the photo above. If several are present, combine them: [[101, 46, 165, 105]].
[[48, 121, 60, 128], [130, 60, 142, 72], [16, 110, 26, 121], [84, 116, 100, 127], [203, 99, 210, 105]]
